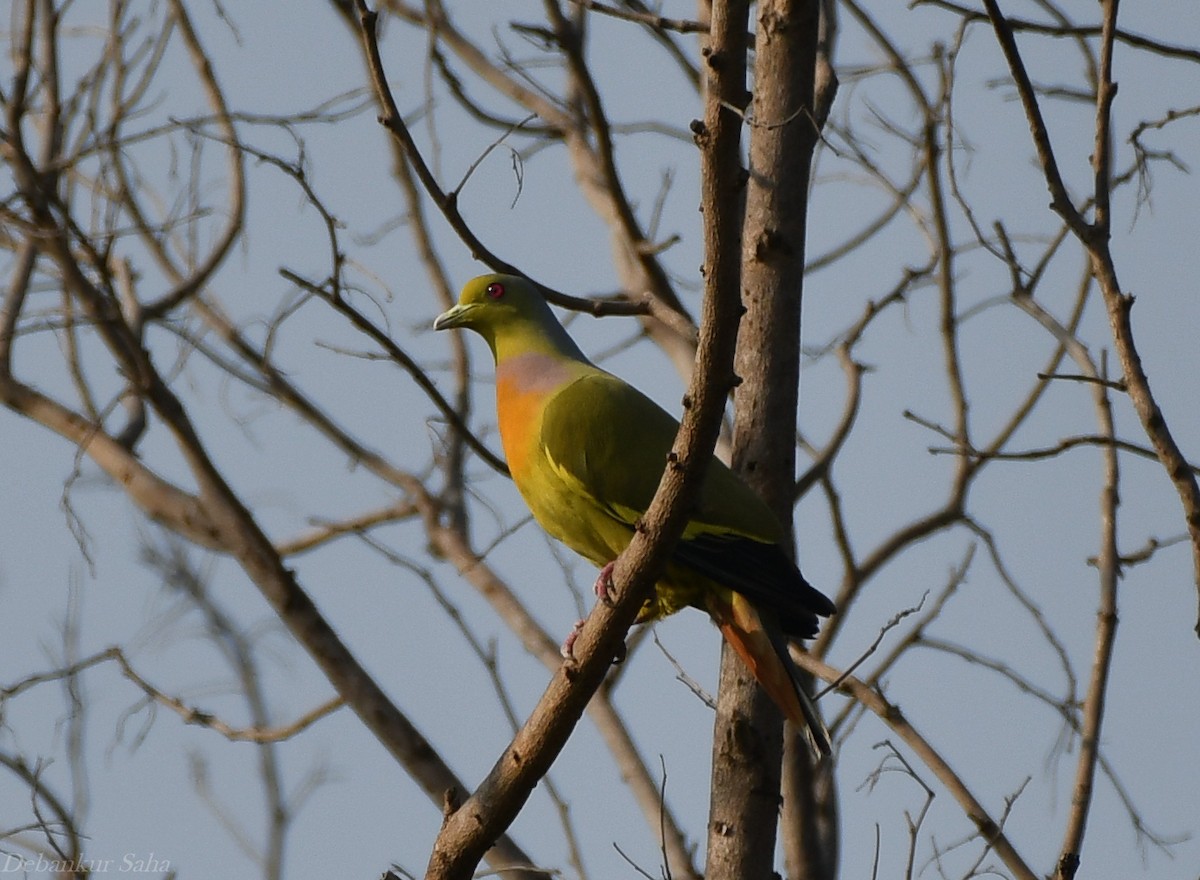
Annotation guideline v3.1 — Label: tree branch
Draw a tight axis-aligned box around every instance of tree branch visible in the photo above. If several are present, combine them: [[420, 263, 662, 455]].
[[792, 655, 1039, 880], [984, 0, 1200, 635]]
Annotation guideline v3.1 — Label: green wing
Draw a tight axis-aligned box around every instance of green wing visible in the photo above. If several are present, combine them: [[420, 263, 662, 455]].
[[539, 373, 770, 535], [540, 372, 834, 634]]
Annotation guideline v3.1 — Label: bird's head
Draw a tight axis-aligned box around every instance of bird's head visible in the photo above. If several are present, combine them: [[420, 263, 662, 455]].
[[434, 274, 584, 363]]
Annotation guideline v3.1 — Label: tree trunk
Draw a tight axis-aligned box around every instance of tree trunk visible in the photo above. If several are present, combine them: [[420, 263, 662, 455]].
[[707, 1, 830, 878]]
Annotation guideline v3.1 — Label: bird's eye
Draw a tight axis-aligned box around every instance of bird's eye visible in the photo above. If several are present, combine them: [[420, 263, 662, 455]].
[[485, 282, 506, 300]]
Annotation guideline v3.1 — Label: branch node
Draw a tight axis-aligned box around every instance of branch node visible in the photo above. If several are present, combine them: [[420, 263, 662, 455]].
[[442, 787, 462, 820]]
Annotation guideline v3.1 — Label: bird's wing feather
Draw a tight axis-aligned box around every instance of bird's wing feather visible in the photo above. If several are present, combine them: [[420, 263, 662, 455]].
[[541, 373, 775, 534], [539, 372, 678, 527], [674, 534, 835, 635], [540, 373, 830, 629]]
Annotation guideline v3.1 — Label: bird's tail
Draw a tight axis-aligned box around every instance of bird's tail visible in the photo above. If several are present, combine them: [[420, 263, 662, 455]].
[[707, 590, 831, 758]]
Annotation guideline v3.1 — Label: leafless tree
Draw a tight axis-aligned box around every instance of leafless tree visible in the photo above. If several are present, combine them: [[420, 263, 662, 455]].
[[2, 2, 1197, 879]]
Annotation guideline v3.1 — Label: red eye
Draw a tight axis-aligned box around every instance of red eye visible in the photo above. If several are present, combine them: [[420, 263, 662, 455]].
[[486, 282, 506, 300]]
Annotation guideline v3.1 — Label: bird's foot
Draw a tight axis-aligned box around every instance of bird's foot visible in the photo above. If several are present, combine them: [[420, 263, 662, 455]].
[[560, 619, 586, 659], [559, 617, 627, 666], [593, 561, 617, 604]]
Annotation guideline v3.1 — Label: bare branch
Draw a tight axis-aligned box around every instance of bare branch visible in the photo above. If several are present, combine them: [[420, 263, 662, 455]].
[[984, 0, 1200, 634], [918, 0, 1200, 65], [113, 647, 346, 744], [792, 655, 1039, 880], [569, 0, 709, 35], [280, 267, 510, 477]]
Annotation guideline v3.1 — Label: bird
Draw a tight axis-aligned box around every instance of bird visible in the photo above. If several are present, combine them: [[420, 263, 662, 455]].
[[434, 273, 836, 756]]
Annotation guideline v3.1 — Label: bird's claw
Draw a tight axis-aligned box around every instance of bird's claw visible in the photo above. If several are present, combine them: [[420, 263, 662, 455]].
[[559, 617, 627, 666], [562, 559, 622, 663], [560, 619, 586, 659], [593, 561, 617, 605]]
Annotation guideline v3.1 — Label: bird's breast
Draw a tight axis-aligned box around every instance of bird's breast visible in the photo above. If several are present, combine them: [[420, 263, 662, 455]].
[[495, 376, 543, 481], [494, 353, 579, 482]]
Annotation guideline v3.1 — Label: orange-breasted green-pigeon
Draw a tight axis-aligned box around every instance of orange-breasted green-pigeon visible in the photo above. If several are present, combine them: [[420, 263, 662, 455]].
[[434, 273, 836, 755]]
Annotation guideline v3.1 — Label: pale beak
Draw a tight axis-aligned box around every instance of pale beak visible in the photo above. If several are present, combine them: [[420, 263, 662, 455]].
[[433, 303, 472, 331]]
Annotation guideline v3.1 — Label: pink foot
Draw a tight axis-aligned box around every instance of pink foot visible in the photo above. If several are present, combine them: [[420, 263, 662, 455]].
[[559, 616, 628, 665], [560, 619, 586, 659], [593, 561, 617, 604]]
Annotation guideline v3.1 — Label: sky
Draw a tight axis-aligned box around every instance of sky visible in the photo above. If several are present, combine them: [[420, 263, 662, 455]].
[[2, 2, 1199, 879]]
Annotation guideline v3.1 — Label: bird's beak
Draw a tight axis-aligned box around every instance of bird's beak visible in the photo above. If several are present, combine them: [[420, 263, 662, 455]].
[[433, 303, 471, 331]]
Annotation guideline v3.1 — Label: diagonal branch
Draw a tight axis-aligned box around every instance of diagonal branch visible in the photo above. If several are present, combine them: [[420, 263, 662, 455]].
[[352, 0, 647, 321], [980, 0, 1090, 239], [919, 0, 1200, 65], [428, 522, 701, 880], [421, 2, 749, 865], [984, 0, 1200, 635], [792, 654, 1039, 880], [280, 268, 510, 477]]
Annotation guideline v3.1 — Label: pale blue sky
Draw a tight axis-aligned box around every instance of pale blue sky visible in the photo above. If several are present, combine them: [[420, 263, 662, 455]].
[[2, 3, 1198, 878]]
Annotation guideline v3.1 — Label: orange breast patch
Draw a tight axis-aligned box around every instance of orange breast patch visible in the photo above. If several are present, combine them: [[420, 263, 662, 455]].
[[495, 375, 544, 480]]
